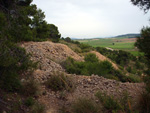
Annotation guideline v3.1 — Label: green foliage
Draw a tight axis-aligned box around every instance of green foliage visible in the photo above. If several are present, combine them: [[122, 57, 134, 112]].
[[24, 97, 35, 107], [96, 47, 147, 78], [0, 11, 6, 31], [70, 91, 137, 113], [131, 0, 150, 12], [72, 98, 99, 113], [134, 27, 150, 113], [0, 0, 60, 94], [96, 47, 137, 66], [0, 1, 57, 113], [79, 43, 93, 52], [84, 53, 99, 62], [127, 66, 136, 74], [10, 97, 45, 113], [49, 24, 61, 42], [45, 72, 74, 91], [63, 55, 113, 76], [135, 61, 143, 69], [30, 102, 45, 113], [95, 91, 122, 112], [0, 0, 61, 42], [95, 91, 137, 113], [21, 79, 40, 96], [126, 74, 141, 83], [0, 71, 22, 92], [10, 97, 23, 113], [0, 40, 35, 92], [64, 37, 72, 42], [135, 27, 150, 63], [62, 54, 135, 82]]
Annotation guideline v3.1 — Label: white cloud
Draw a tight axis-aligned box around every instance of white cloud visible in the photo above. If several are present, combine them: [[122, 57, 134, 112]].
[[32, 0, 149, 38]]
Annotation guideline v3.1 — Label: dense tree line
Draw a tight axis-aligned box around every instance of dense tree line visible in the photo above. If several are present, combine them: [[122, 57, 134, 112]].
[[0, 0, 61, 92], [96, 47, 138, 66], [0, 0, 61, 42]]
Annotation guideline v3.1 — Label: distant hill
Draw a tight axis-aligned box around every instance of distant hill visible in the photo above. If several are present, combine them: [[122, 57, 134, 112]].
[[114, 34, 140, 38], [72, 33, 140, 40]]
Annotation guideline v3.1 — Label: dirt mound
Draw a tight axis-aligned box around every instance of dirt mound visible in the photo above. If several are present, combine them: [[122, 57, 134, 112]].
[[20, 41, 144, 113], [21, 41, 83, 82], [90, 51, 119, 69], [21, 41, 83, 62]]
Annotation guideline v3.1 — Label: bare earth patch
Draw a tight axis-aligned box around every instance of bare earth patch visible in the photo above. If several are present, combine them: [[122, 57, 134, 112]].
[[90, 51, 119, 70]]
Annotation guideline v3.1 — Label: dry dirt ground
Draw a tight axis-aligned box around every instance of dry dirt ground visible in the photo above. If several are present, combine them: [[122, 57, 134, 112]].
[[21, 41, 144, 113]]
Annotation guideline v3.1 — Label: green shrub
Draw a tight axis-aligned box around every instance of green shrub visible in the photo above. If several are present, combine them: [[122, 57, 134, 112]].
[[86, 60, 113, 76], [126, 74, 141, 83], [72, 98, 100, 113], [95, 91, 138, 113], [79, 43, 93, 52], [21, 79, 40, 96], [63, 55, 114, 77], [127, 66, 132, 73], [10, 98, 23, 113], [110, 70, 127, 82], [95, 91, 122, 112], [30, 102, 45, 113], [135, 61, 143, 69], [0, 71, 22, 92], [0, 40, 36, 92], [63, 55, 132, 82], [45, 72, 74, 92], [24, 97, 35, 107], [84, 53, 99, 62]]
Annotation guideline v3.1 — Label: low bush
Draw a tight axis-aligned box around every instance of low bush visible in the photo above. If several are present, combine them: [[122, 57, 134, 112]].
[[96, 47, 137, 65], [126, 74, 141, 83], [95, 91, 122, 112], [21, 79, 40, 96], [84, 53, 99, 62], [71, 98, 100, 113], [63, 54, 113, 77], [10, 98, 23, 113], [127, 67, 137, 74], [135, 61, 143, 69], [95, 91, 136, 113], [45, 72, 74, 92], [79, 43, 93, 52], [62, 54, 135, 82], [30, 102, 45, 113], [24, 97, 35, 107]]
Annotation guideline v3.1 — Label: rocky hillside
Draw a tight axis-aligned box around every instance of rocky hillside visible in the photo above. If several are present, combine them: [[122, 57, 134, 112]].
[[21, 41, 144, 113], [21, 41, 83, 83]]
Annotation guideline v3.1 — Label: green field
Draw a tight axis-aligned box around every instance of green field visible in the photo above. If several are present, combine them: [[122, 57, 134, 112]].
[[77, 38, 143, 56]]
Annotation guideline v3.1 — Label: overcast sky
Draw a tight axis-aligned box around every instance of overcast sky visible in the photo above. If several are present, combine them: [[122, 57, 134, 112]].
[[32, 0, 149, 38]]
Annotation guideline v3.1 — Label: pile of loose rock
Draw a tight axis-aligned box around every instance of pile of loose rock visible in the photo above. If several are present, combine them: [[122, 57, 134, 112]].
[[20, 41, 145, 113], [21, 41, 84, 82]]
